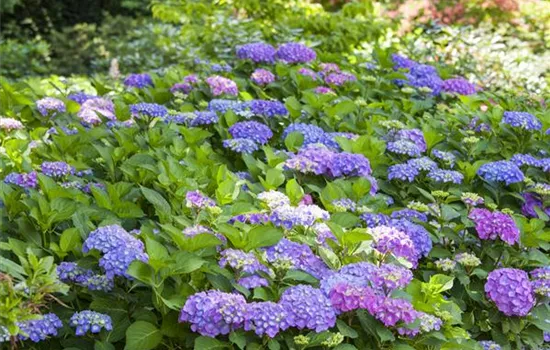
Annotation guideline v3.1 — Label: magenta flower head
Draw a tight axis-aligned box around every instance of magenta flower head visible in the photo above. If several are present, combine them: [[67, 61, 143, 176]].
[[484, 268, 535, 316], [469, 208, 520, 245], [0, 117, 24, 131], [179, 290, 247, 337], [276, 43, 316, 64], [206, 75, 238, 96], [250, 69, 275, 86], [36, 97, 66, 117]]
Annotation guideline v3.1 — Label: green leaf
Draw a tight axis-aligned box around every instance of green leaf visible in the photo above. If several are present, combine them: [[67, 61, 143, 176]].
[[331, 212, 360, 228], [229, 332, 246, 349], [60, 228, 81, 252], [141, 187, 171, 221], [194, 336, 228, 349], [265, 168, 285, 189], [441, 204, 461, 221], [124, 321, 162, 350], [285, 179, 304, 204], [319, 246, 341, 269], [244, 226, 283, 251], [127, 261, 155, 285], [91, 186, 113, 210], [336, 319, 358, 338], [284, 131, 304, 152], [145, 236, 170, 266], [171, 251, 205, 275], [95, 341, 115, 350], [333, 345, 358, 350], [326, 100, 357, 118]]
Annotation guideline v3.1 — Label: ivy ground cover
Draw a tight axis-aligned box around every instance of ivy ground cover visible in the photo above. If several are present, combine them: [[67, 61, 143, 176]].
[[0, 41, 549, 350]]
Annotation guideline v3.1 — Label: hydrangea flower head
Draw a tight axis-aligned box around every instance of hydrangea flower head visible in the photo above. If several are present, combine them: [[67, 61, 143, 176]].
[[485, 268, 535, 316], [479, 341, 502, 350], [325, 72, 356, 86], [246, 99, 288, 118], [130, 103, 168, 119], [276, 43, 316, 64], [372, 264, 413, 292], [477, 161, 524, 185], [124, 73, 153, 88], [4, 171, 38, 189], [223, 138, 259, 153], [279, 285, 336, 332], [228, 121, 273, 144], [264, 238, 329, 278], [78, 98, 116, 125], [185, 190, 216, 209], [236, 42, 276, 63], [68, 92, 96, 104], [206, 76, 238, 96], [17, 313, 63, 342], [251, 69, 276, 86], [388, 163, 419, 182], [179, 290, 247, 337], [502, 111, 542, 131], [427, 169, 464, 184], [36, 97, 66, 117], [244, 302, 289, 338], [0, 117, 24, 131], [70, 311, 113, 336], [41, 161, 74, 178], [370, 226, 418, 265], [442, 78, 477, 95], [469, 208, 520, 245], [257, 191, 290, 209]]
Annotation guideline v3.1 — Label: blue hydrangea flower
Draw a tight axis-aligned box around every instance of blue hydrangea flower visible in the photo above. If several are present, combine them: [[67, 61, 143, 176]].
[[219, 248, 272, 275], [360, 213, 390, 228], [276, 43, 316, 64], [264, 238, 329, 279], [124, 73, 153, 88], [236, 42, 276, 63], [477, 160, 525, 185], [228, 121, 273, 144], [442, 78, 477, 95], [166, 111, 219, 127], [130, 103, 168, 119], [246, 100, 288, 118], [502, 111, 542, 131], [392, 54, 417, 70], [4, 171, 38, 189], [36, 97, 66, 117], [223, 138, 259, 153], [408, 157, 438, 171], [282, 123, 328, 147], [17, 313, 63, 342], [99, 246, 149, 279], [387, 139, 423, 157], [237, 275, 269, 289], [244, 302, 289, 338], [68, 92, 96, 104], [208, 99, 249, 116], [388, 163, 419, 182], [390, 218, 433, 258], [427, 169, 464, 184], [391, 209, 427, 222], [279, 285, 336, 332], [432, 149, 456, 167], [41, 161, 75, 178], [69, 311, 112, 336]]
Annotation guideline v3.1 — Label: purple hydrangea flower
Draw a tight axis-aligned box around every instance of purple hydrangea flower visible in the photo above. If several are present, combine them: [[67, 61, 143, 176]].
[[389, 219, 432, 258], [0, 117, 24, 131], [41, 161, 74, 178], [99, 245, 149, 279], [511, 153, 540, 168], [257, 191, 290, 209], [17, 313, 63, 342], [83, 225, 144, 254], [397, 312, 442, 337], [298, 68, 319, 80], [485, 268, 535, 316], [276, 43, 316, 64], [427, 169, 464, 184], [179, 290, 247, 337], [251, 69, 275, 86], [206, 76, 238, 96], [387, 140, 423, 157], [228, 213, 269, 225], [167, 111, 219, 127], [264, 238, 329, 279], [372, 264, 413, 293], [279, 285, 336, 332], [432, 149, 457, 166], [69, 311, 113, 336], [68, 92, 96, 104], [329, 283, 375, 313], [171, 75, 199, 94], [391, 209, 427, 222], [388, 163, 419, 182], [396, 129, 427, 152], [314, 86, 335, 94], [372, 297, 418, 327], [244, 302, 289, 337], [479, 341, 502, 350], [392, 54, 417, 70], [325, 72, 356, 86], [361, 213, 390, 228], [502, 111, 542, 131], [210, 63, 232, 72], [78, 98, 116, 125], [36, 97, 66, 117], [4, 171, 38, 189], [237, 275, 269, 289], [530, 267, 550, 297], [283, 123, 327, 147], [219, 248, 271, 275], [57, 262, 113, 291], [442, 78, 477, 95], [370, 226, 418, 266], [332, 198, 357, 212], [124, 73, 153, 88], [469, 208, 520, 245], [185, 190, 216, 209], [223, 138, 259, 153], [229, 121, 273, 144], [269, 204, 329, 229], [246, 100, 288, 118], [236, 42, 276, 63], [477, 160, 524, 185], [130, 103, 168, 119]]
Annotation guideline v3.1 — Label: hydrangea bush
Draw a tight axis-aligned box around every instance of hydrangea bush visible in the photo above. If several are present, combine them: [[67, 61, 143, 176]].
[[0, 35, 549, 350]]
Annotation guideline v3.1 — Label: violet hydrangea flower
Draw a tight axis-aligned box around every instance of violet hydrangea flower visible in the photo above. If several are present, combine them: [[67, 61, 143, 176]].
[[276, 43, 316, 64], [223, 138, 259, 153], [185, 190, 216, 209], [68, 92, 96, 104], [325, 72, 356, 86], [36, 97, 66, 117], [179, 290, 247, 337], [264, 238, 329, 279], [206, 76, 238, 96], [485, 268, 535, 316], [244, 302, 289, 338], [246, 99, 288, 118], [427, 169, 464, 184], [371, 264, 413, 293], [228, 121, 273, 145], [236, 42, 276, 64], [370, 226, 418, 266], [129, 103, 168, 119], [442, 77, 477, 95], [0, 117, 24, 131], [279, 285, 336, 332], [124, 73, 153, 88], [502, 111, 542, 131], [78, 98, 116, 125], [388, 163, 419, 182], [250, 69, 275, 86], [469, 208, 520, 245], [4, 171, 38, 189]]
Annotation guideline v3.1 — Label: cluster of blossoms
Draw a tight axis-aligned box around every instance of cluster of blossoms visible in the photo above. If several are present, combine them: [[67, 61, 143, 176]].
[[0, 117, 24, 131], [208, 99, 288, 119], [521, 192, 550, 218], [392, 54, 477, 96], [282, 123, 357, 150], [484, 268, 535, 316], [17, 313, 63, 342], [171, 74, 200, 94], [57, 262, 113, 292], [206, 75, 239, 96], [369, 225, 418, 266], [275, 43, 316, 64], [69, 311, 113, 336], [224, 121, 273, 153], [78, 98, 116, 126], [511, 153, 550, 172], [82, 225, 148, 279], [130, 103, 168, 119], [250, 69, 275, 86], [228, 212, 269, 225], [269, 204, 329, 230], [68, 92, 96, 104], [502, 111, 542, 131], [530, 267, 550, 297], [41, 161, 75, 178], [477, 160, 525, 185], [468, 208, 520, 245], [124, 73, 153, 88], [236, 42, 276, 63], [263, 238, 330, 278], [185, 190, 216, 209], [165, 111, 219, 127], [386, 128, 427, 158], [4, 171, 38, 189], [36, 97, 66, 117]]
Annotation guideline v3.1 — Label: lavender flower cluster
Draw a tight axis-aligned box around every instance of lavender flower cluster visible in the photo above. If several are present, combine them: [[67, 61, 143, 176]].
[[208, 99, 288, 118], [69, 311, 113, 336], [4, 171, 38, 189], [57, 262, 113, 292], [469, 208, 520, 245]]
